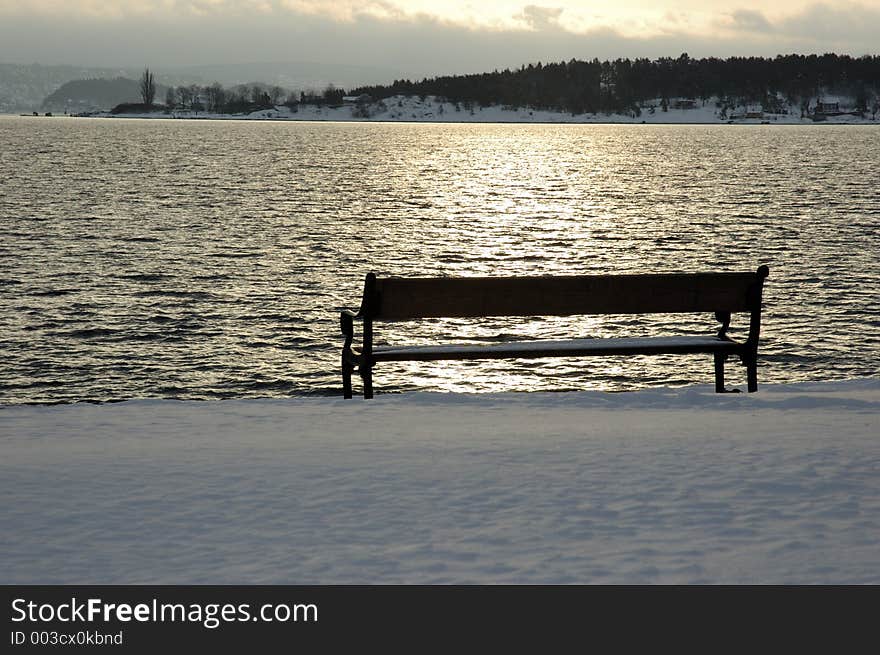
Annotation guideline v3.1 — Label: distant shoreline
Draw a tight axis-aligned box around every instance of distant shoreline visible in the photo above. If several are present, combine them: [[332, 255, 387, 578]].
[[7, 93, 880, 127], [8, 114, 879, 127], [8, 113, 880, 127], [14, 114, 879, 127]]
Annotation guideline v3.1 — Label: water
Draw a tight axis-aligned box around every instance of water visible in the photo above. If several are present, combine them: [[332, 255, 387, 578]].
[[1, 116, 878, 403]]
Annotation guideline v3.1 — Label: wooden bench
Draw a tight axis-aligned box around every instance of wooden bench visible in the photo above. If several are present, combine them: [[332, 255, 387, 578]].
[[340, 266, 769, 399]]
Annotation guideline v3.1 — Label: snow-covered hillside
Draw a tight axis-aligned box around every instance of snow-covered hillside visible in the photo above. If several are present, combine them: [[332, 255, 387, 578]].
[[86, 94, 879, 124]]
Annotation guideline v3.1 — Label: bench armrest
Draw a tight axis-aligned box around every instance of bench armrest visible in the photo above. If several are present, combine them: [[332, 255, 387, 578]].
[[340, 310, 357, 342]]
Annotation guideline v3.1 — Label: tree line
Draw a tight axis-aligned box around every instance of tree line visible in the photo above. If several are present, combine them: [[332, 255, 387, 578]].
[[123, 55, 880, 117], [117, 67, 345, 114], [349, 53, 880, 115]]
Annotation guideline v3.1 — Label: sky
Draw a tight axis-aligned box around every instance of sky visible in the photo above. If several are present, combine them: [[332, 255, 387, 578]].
[[1, 1, 878, 79]]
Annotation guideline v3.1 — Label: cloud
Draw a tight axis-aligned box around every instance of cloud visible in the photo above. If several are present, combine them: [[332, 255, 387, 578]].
[[0, 0, 241, 19], [779, 2, 880, 44], [720, 2, 880, 49], [0, 1, 877, 80], [727, 9, 775, 33], [0, 0, 437, 23], [279, 1, 412, 23], [519, 6, 564, 32]]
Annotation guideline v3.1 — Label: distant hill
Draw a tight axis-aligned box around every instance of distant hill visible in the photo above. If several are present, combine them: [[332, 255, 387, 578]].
[[41, 77, 168, 113], [0, 63, 197, 113], [0, 61, 402, 113], [0, 64, 131, 113]]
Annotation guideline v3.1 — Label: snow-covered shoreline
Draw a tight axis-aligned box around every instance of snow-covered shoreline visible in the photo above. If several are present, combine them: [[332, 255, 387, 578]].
[[70, 94, 880, 125], [2, 379, 879, 584]]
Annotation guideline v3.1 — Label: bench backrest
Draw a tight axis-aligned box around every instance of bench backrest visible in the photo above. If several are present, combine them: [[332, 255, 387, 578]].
[[360, 267, 769, 320]]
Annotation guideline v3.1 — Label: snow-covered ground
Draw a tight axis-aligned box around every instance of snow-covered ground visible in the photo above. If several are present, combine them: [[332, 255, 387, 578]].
[[2, 379, 879, 584], [88, 95, 880, 124]]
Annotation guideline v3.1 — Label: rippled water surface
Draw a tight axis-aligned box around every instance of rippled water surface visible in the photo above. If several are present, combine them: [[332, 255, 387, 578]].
[[1, 116, 878, 403]]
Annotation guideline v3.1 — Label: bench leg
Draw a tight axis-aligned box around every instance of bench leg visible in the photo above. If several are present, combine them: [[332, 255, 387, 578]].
[[342, 358, 353, 399], [714, 353, 725, 393], [361, 366, 374, 400], [746, 357, 758, 393]]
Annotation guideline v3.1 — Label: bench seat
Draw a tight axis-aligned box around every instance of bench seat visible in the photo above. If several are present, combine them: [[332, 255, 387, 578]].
[[360, 336, 744, 362]]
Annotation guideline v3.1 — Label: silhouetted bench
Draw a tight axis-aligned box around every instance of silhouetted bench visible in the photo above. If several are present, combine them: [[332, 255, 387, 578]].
[[340, 266, 769, 399]]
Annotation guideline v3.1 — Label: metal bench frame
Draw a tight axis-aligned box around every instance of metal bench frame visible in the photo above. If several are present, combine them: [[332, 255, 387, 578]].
[[340, 266, 769, 399]]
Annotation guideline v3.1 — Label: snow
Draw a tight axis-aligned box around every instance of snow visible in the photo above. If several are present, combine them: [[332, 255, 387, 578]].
[[86, 94, 880, 125], [2, 379, 879, 584]]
